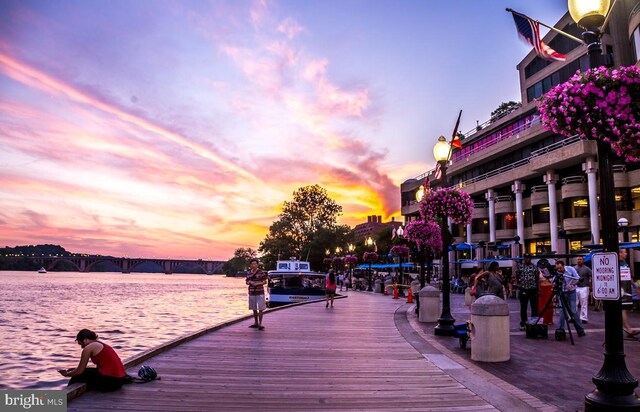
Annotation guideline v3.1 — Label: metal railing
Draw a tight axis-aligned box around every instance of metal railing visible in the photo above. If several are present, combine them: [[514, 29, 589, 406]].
[[496, 195, 513, 203], [531, 185, 548, 193], [613, 164, 627, 173], [452, 116, 540, 162], [561, 176, 586, 185], [530, 135, 581, 157]]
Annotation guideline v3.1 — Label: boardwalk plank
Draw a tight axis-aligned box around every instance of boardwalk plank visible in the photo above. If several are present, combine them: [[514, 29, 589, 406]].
[[68, 293, 495, 411]]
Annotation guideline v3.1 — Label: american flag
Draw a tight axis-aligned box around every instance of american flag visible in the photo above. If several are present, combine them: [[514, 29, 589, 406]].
[[434, 162, 442, 180], [511, 13, 566, 62]]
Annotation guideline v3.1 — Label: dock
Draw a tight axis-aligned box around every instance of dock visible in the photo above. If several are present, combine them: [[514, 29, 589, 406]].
[[67, 291, 559, 411]]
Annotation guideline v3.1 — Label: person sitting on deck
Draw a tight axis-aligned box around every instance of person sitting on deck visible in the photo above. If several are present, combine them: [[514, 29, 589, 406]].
[[58, 329, 128, 392]]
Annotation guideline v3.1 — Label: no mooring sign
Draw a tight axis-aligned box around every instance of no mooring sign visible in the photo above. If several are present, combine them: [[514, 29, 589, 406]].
[[592, 252, 620, 300]]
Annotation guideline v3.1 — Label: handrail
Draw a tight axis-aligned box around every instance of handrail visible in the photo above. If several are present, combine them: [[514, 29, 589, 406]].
[[473, 202, 488, 208], [456, 158, 529, 188], [531, 185, 548, 193], [613, 164, 627, 173], [561, 176, 586, 185], [452, 116, 540, 162], [530, 135, 581, 157], [496, 195, 513, 203]]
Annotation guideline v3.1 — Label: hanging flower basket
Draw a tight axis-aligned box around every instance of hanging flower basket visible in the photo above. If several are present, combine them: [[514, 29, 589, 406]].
[[420, 187, 473, 225], [404, 220, 442, 254], [389, 245, 410, 257], [323, 258, 333, 266], [363, 252, 378, 263], [344, 255, 358, 265], [537, 65, 640, 162], [332, 256, 344, 265]]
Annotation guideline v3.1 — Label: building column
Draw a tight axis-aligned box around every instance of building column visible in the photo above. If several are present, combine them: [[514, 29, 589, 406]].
[[466, 223, 472, 244], [486, 189, 496, 243], [544, 170, 559, 253], [512, 180, 526, 246], [583, 157, 600, 245]]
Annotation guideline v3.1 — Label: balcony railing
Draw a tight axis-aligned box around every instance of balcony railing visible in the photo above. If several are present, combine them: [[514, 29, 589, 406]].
[[530, 135, 581, 158], [531, 185, 548, 193], [561, 176, 586, 185], [452, 116, 540, 163], [496, 195, 513, 203]]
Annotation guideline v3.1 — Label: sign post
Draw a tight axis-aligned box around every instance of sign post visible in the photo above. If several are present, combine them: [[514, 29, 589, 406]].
[[592, 252, 619, 301]]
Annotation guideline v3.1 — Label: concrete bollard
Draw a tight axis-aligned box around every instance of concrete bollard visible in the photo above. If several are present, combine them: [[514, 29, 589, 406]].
[[384, 279, 393, 295], [374, 279, 382, 293], [418, 286, 439, 322], [470, 295, 510, 362]]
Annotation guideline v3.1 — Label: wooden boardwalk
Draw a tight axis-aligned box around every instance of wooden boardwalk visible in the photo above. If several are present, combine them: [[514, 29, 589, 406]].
[[68, 292, 496, 411]]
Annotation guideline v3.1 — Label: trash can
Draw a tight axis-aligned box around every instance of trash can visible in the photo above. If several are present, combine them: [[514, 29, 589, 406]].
[[418, 286, 439, 322], [470, 295, 510, 362], [374, 279, 382, 293]]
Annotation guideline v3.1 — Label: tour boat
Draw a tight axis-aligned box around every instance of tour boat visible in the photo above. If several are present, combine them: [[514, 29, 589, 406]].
[[38, 267, 47, 274], [266, 260, 327, 307]]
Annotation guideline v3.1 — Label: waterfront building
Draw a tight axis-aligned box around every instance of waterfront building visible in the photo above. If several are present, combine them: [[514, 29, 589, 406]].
[[353, 215, 403, 240], [401, 4, 640, 267]]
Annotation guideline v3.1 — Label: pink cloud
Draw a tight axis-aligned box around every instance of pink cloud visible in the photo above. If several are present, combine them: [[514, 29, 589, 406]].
[[277, 17, 304, 39]]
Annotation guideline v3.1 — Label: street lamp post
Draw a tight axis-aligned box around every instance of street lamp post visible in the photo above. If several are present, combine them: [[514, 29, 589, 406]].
[[366, 237, 374, 292], [619, 217, 630, 243], [397, 225, 405, 297], [568, 1, 640, 410], [433, 135, 455, 336], [348, 243, 355, 287]]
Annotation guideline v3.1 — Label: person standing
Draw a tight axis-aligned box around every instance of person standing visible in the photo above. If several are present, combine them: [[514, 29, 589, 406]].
[[619, 249, 639, 336], [555, 260, 585, 337], [516, 253, 540, 330], [574, 256, 592, 324], [478, 261, 506, 300], [246, 258, 267, 330], [326, 270, 337, 308]]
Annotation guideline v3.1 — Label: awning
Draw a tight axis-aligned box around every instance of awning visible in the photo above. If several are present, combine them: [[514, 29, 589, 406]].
[[355, 263, 414, 270]]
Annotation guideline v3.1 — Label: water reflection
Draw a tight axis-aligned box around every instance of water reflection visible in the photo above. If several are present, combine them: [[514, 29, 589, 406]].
[[0, 271, 247, 390]]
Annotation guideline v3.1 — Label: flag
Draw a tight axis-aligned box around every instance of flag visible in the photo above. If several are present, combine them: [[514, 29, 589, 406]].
[[434, 162, 442, 180], [511, 12, 566, 62], [451, 132, 462, 150]]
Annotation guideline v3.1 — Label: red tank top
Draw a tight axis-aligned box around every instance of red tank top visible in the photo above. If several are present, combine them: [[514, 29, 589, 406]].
[[91, 342, 126, 378]]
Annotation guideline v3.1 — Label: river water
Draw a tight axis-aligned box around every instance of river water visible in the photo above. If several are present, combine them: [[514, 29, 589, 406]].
[[0, 271, 248, 390]]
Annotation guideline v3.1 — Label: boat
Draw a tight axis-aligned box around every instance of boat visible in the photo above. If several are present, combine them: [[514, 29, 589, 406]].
[[38, 267, 47, 274], [266, 260, 327, 307]]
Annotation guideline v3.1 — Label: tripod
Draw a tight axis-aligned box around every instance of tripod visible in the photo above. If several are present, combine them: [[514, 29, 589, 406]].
[[534, 276, 584, 345]]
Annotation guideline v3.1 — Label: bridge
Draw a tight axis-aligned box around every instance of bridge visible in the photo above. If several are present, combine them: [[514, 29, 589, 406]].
[[27, 256, 225, 274]]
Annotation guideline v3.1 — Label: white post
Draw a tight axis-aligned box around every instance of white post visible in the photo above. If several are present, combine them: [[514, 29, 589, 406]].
[[544, 170, 559, 253], [583, 157, 600, 245], [486, 189, 496, 243]]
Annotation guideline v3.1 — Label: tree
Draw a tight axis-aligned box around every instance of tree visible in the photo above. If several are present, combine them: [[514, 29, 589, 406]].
[[490, 101, 521, 122], [259, 185, 344, 270], [222, 247, 257, 276]]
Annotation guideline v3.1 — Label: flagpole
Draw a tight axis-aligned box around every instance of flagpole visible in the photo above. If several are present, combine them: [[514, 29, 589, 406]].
[[446, 110, 463, 170], [506, 8, 585, 45]]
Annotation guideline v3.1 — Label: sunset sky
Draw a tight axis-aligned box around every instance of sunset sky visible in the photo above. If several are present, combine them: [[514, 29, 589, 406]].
[[0, 0, 567, 260]]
